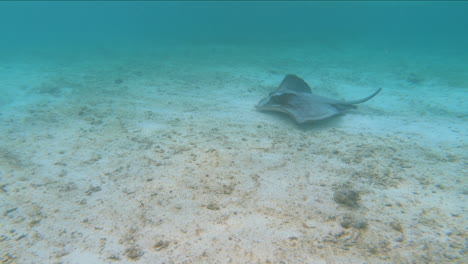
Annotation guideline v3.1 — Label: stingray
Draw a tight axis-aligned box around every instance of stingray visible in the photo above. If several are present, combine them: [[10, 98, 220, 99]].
[[256, 74, 382, 124]]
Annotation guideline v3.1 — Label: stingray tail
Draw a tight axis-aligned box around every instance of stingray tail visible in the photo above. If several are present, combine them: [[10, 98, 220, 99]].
[[344, 88, 382, 105]]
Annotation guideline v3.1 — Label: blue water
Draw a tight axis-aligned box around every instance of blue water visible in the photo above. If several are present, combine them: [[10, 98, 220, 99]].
[[0, 2, 467, 263], [1, 2, 467, 53]]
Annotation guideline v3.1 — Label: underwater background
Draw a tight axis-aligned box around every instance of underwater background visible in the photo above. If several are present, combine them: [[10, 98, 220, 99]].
[[0, 1, 467, 263]]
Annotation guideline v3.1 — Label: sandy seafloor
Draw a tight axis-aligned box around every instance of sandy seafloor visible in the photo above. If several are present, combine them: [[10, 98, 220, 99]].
[[0, 44, 467, 264]]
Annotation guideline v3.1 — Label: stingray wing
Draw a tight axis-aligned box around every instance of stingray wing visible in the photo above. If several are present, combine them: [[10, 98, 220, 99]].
[[256, 92, 341, 124], [275, 74, 313, 93], [280, 93, 341, 123]]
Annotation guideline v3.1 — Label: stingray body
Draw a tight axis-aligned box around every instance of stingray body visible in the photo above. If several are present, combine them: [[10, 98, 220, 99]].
[[256, 74, 382, 124]]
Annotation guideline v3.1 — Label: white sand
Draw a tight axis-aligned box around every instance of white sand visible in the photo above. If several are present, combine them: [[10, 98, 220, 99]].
[[0, 44, 466, 263]]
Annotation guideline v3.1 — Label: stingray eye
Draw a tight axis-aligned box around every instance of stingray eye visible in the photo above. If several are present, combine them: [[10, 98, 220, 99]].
[[270, 95, 283, 104], [270, 94, 291, 105]]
